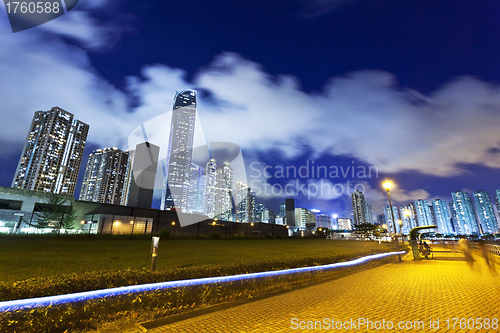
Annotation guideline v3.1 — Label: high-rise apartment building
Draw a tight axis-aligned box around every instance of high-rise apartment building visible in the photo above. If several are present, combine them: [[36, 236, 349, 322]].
[[79, 148, 129, 204], [162, 90, 197, 211], [414, 199, 433, 227], [432, 199, 454, 234], [451, 191, 480, 235], [12, 107, 89, 195], [495, 189, 500, 217], [473, 190, 498, 234], [384, 205, 400, 233]]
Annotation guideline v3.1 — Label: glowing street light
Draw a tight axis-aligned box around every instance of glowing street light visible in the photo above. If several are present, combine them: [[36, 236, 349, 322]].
[[382, 180, 401, 262]]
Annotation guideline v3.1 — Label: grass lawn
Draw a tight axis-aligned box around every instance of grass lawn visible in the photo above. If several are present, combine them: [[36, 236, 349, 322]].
[[0, 236, 395, 282]]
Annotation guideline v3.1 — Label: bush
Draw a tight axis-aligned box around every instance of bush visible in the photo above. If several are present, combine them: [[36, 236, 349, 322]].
[[0, 248, 402, 332], [208, 231, 220, 239], [158, 229, 170, 238]]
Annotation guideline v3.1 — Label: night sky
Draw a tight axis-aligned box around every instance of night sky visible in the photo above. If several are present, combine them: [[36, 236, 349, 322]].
[[1, 0, 500, 217]]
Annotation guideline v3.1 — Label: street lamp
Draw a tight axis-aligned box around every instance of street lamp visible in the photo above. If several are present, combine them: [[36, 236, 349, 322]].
[[382, 181, 401, 262]]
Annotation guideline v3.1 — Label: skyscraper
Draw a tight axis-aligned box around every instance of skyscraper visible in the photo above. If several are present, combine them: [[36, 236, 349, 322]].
[[473, 190, 499, 234], [205, 159, 217, 218], [214, 162, 233, 221], [384, 205, 400, 233], [202, 159, 234, 220], [12, 107, 89, 195], [127, 142, 160, 209], [451, 191, 480, 235], [432, 199, 454, 234], [187, 163, 206, 214], [414, 199, 433, 227], [120, 150, 135, 206], [351, 189, 367, 225], [79, 148, 129, 205], [161, 90, 197, 211], [236, 181, 249, 222]]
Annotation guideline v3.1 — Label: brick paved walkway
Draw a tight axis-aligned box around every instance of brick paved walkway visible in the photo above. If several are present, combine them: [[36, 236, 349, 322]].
[[140, 250, 499, 333]]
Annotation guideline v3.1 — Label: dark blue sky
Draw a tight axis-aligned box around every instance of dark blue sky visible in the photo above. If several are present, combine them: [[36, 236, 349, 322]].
[[1, 0, 500, 216]]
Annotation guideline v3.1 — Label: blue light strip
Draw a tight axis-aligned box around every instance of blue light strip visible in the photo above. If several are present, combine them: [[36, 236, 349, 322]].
[[0, 251, 404, 313]]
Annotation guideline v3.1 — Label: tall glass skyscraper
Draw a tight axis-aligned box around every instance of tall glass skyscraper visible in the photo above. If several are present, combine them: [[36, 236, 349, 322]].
[[473, 190, 499, 234], [451, 191, 480, 235], [12, 107, 89, 195], [187, 163, 206, 214], [161, 90, 197, 211], [351, 189, 367, 225], [432, 199, 454, 234]]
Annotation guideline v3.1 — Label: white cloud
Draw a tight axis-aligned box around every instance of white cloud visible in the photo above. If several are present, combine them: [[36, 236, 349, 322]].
[[190, 54, 500, 177]]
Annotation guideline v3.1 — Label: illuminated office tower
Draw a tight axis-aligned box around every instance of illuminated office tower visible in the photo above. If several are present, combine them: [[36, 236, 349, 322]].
[[473, 190, 499, 234], [214, 162, 233, 221], [254, 203, 265, 223], [351, 189, 367, 225], [205, 159, 217, 218], [365, 203, 374, 224], [161, 90, 197, 211], [236, 182, 255, 223], [12, 107, 89, 195], [280, 203, 286, 218], [295, 208, 316, 228], [187, 164, 206, 214], [451, 191, 480, 235], [432, 199, 454, 234], [384, 205, 400, 233], [236, 182, 248, 222], [79, 148, 129, 205], [414, 199, 433, 227], [120, 150, 135, 206]]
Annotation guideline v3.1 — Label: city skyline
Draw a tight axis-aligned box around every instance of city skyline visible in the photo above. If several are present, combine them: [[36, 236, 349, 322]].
[[1, 0, 500, 219]]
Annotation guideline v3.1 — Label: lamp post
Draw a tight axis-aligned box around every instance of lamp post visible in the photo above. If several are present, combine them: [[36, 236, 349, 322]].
[[382, 181, 401, 262]]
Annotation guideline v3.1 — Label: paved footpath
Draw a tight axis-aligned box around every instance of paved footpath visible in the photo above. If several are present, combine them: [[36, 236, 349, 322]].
[[140, 250, 500, 333]]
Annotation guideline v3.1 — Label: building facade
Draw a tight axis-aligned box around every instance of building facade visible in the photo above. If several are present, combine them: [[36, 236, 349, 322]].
[[451, 191, 480, 235], [162, 90, 197, 211], [79, 148, 129, 205], [432, 199, 454, 234], [414, 199, 433, 227], [127, 142, 160, 209], [351, 189, 367, 225], [187, 164, 206, 214], [12, 107, 89, 195], [473, 190, 498, 234]]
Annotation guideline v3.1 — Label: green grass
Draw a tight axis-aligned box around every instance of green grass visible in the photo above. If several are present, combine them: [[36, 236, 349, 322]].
[[0, 236, 395, 282]]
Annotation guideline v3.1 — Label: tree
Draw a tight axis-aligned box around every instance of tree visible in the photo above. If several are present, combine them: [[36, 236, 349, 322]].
[[34, 193, 76, 233], [354, 223, 379, 239]]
